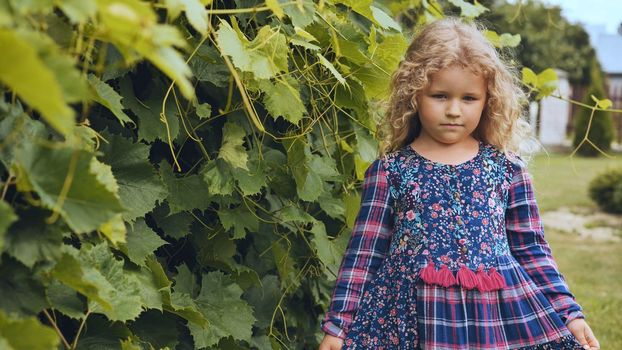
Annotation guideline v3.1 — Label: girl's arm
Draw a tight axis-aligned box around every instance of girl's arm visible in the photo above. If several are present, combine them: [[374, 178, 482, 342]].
[[505, 159, 584, 325], [320, 157, 395, 339]]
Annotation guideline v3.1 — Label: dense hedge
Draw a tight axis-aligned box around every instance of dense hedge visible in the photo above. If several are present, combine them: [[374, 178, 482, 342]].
[[588, 168, 622, 214]]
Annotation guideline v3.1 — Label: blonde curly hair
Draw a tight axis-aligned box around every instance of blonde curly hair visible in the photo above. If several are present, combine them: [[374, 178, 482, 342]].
[[377, 17, 537, 159]]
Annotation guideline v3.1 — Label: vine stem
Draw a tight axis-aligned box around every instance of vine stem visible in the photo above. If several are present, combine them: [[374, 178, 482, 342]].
[[160, 33, 210, 172], [269, 258, 312, 345], [71, 309, 91, 350], [1, 173, 13, 201], [549, 92, 622, 113], [568, 101, 616, 160], [47, 149, 79, 224], [208, 32, 265, 133], [43, 310, 71, 349]]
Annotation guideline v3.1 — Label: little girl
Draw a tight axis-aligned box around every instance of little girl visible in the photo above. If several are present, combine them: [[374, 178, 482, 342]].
[[319, 17, 600, 350]]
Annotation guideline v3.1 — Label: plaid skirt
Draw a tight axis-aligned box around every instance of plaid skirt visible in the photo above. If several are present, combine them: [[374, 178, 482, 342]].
[[342, 253, 583, 350]]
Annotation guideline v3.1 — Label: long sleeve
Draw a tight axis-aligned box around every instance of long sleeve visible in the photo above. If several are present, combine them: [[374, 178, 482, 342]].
[[505, 159, 584, 325], [320, 158, 396, 339]]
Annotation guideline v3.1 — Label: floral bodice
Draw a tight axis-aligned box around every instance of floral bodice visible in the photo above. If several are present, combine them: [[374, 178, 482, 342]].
[[383, 140, 513, 272]]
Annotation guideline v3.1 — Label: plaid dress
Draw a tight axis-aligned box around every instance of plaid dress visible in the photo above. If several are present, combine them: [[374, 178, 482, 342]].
[[321, 141, 585, 349]]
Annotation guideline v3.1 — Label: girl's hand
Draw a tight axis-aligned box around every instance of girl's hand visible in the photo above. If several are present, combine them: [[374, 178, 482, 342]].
[[567, 318, 600, 349], [318, 334, 344, 350]]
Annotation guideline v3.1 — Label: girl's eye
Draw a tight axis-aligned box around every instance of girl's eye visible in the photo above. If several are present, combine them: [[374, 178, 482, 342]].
[[463, 96, 478, 101], [432, 94, 446, 99]]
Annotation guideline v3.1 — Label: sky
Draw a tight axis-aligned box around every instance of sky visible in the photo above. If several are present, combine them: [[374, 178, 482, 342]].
[[539, 0, 622, 34]]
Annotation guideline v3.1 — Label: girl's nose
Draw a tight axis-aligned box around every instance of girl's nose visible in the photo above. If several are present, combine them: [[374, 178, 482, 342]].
[[446, 100, 461, 117]]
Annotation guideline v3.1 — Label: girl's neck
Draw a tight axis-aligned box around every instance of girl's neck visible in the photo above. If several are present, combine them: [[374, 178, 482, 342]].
[[409, 137, 480, 165]]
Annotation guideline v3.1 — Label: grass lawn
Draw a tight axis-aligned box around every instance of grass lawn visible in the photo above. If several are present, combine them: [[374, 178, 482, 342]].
[[529, 151, 622, 348], [527, 150, 622, 212]]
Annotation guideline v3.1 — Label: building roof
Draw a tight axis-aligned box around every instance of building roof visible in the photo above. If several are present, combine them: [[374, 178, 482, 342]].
[[594, 34, 622, 74]]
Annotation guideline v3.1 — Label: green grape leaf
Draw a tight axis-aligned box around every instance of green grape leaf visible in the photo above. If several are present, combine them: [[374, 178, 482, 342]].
[[47, 280, 86, 320], [370, 6, 401, 31], [218, 206, 259, 239], [522, 67, 538, 87], [53, 244, 145, 322], [282, 0, 315, 28], [160, 161, 211, 214], [118, 77, 180, 144], [80, 244, 144, 321], [265, 0, 284, 19], [97, 2, 194, 98], [99, 133, 167, 222], [317, 52, 346, 85], [151, 202, 193, 239], [231, 156, 267, 196], [15, 143, 124, 233], [0, 200, 17, 251], [57, 0, 97, 23], [123, 218, 167, 266], [333, 0, 374, 22], [590, 95, 613, 109], [129, 310, 179, 349], [144, 256, 204, 324], [131, 265, 166, 311], [98, 213, 126, 246], [448, 0, 488, 18], [173, 264, 196, 295], [0, 29, 74, 135], [179, 0, 208, 34], [343, 189, 361, 229], [87, 74, 135, 127], [243, 275, 280, 329], [0, 310, 59, 350], [194, 100, 212, 119], [271, 240, 299, 291], [216, 20, 288, 79], [51, 252, 112, 310], [4, 208, 63, 268], [485, 31, 521, 48], [247, 25, 289, 75], [274, 205, 316, 224], [189, 271, 256, 348], [311, 221, 343, 266], [354, 123, 378, 163], [201, 159, 236, 196], [536, 68, 559, 99], [0, 257, 48, 316], [284, 136, 322, 202], [317, 192, 346, 220], [259, 76, 306, 125], [75, 314, 132, 349], [219, 121, 248, 170]]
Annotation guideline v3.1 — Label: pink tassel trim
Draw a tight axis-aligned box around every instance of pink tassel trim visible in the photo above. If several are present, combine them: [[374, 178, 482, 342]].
[[456, 265, 478, 289], [488, 267, 506, 290], [419, 262, 438, 285], [419, 263, 506, 291], [476, 266, 494, 292], [437, 264, 457, 287]]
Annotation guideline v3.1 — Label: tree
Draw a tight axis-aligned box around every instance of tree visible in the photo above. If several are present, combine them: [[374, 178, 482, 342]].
[[480, 0, 596, 85], [572, 57, 615, 156]]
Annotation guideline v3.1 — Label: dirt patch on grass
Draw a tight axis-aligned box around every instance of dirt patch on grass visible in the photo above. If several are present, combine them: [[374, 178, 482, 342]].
[[541, 206, 622, 242]]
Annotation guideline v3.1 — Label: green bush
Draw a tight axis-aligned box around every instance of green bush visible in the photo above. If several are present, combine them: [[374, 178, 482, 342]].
[[588, 168, 622, 214], [572, 57, 615, 156]]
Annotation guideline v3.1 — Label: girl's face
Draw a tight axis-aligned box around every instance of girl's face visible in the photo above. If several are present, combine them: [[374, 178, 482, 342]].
[[415, 64, 487, 147]]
